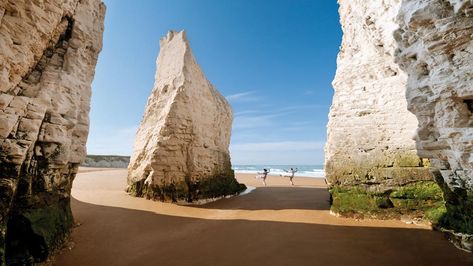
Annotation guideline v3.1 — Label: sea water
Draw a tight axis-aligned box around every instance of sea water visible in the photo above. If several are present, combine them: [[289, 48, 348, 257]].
[[232, 165, 325, 178]]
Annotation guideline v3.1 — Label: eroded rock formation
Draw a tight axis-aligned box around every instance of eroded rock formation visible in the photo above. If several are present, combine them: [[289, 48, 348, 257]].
[[0, 0, 104, 263], [326, 0, 443, 219], [395, 0, 473, 251], [127, 31, 245, 203]]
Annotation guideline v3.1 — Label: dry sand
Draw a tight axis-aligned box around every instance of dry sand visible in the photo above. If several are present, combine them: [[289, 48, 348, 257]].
[[54, 168, 473, 265]]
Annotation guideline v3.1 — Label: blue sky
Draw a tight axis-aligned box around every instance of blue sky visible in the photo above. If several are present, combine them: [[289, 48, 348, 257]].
[[87, 0, 342, 165]]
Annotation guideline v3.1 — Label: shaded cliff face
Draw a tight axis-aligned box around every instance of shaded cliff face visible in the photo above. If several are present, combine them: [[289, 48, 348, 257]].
[[0, 0, 104, 263], [326, 0, 441, 219], [395, 0, 473, 251], [127, 31, 245, 203]]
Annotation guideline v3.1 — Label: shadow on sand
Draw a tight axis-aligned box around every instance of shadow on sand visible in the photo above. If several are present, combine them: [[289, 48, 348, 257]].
[[53, 198, 473, 266], [198, 187, 332, 211]]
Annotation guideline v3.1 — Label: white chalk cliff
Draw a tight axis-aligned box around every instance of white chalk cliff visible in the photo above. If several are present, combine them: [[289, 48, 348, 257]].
[[395, 0, 473, 251], [328, 0, 473, 251], [326, 0, 431, 189], [127, 31, 244, 202], [0, 0, 105, 263]]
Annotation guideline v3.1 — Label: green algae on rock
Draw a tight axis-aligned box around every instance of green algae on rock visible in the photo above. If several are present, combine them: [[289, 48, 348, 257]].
[[329, 181, 446, 223], [128, 171, 246, 203], [5, 201, 74, 264], [325, 153, 437, 219], [430, 171, 473, 251]]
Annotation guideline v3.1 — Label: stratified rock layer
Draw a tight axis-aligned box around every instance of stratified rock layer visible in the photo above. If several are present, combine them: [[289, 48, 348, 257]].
[[0, 0, 104, 263], [395, 0, 473, 251], [326, 0, 442, 219], [83, 155, 130, 168], [127, 31, 245, 203]]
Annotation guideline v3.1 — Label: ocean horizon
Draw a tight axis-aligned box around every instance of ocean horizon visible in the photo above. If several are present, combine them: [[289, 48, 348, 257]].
[[232, 165, 325, 178]]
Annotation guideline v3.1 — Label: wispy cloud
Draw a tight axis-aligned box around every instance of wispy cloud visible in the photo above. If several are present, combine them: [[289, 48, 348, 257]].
[[277, 104, 328, 112], [304, 90, 314, 96], [225, 91, 257, 102], [232, 104, 327, 130], [234, 109, 262, 116], [280, 126, 307, 132], [233, 113, 282, 129]]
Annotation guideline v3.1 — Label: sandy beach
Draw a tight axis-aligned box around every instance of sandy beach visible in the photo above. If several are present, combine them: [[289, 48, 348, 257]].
[[54, 168, 473, 265]]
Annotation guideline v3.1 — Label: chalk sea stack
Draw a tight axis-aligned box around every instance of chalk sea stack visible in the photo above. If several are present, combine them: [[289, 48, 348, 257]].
[[127, 31, 245, 203], [0, 0, 105, 263]]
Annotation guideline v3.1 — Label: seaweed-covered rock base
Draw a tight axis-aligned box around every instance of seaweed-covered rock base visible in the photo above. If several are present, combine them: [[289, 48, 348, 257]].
[[128, 170, 246, 204], [330, 181, 445, 223]]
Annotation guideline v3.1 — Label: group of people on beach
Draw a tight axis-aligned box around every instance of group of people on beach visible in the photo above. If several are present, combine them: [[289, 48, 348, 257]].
[[256, 168, 298, 186]]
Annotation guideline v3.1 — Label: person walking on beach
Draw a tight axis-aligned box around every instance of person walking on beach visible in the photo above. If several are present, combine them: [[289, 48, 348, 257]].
[[256, 168, 270, 186], [283, 167, 298, 186]]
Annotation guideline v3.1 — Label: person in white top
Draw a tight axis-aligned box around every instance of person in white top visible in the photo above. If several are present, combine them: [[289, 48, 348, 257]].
[[256, 168, 270, 186], [282, 167, 298, 186]]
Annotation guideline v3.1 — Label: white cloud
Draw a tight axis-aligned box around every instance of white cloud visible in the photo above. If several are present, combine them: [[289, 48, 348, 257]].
[[225, 91, 257, 102]]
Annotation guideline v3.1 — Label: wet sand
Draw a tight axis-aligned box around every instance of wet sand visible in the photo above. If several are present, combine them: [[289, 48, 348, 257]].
[[54, 168, 473, 265]]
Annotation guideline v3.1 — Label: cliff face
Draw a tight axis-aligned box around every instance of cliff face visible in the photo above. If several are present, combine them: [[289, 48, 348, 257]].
[[127, 31, 245, 203], [83, 155, 130, 168], [395, 0, 473, 250], [0, 0, 104, 263], [326, 0, 441, 219]]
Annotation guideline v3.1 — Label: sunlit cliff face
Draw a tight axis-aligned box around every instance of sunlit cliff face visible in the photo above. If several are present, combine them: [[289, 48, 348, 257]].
[[326, 0, 436, 221], [327, 0, 473, 251]]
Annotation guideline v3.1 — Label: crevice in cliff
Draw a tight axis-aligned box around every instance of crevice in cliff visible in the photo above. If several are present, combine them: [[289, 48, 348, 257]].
[[0, 8, 5, 27], [463, 99, 473, 113], [184, 141, 195, 203], [10, 16, 74, 97]]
